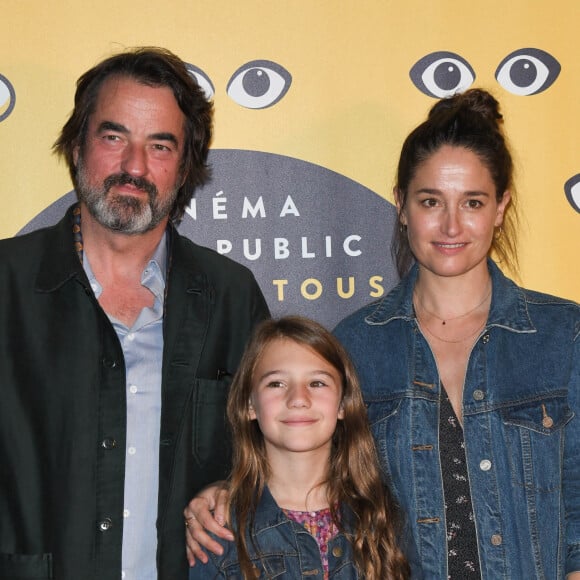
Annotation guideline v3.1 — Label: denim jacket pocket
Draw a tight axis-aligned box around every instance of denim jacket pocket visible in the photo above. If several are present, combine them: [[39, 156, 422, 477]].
[[0, 553, 53, 579], [191, 377, 232, 465], [501, 395, 573, 492], [222, 555, 286, 578]]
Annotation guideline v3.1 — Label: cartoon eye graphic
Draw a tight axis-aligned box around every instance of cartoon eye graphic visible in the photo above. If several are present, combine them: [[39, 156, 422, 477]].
[[564, 174, 580, 214], [227, 60, 291, 109], [410, 51, 475, 98], [186, 64, 215, 100], [0, 74, 16, 122], [495, 48, 560, 96]]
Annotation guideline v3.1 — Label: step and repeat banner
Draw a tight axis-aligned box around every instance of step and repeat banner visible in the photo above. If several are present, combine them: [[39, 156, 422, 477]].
[[1, 1, 578, 327]]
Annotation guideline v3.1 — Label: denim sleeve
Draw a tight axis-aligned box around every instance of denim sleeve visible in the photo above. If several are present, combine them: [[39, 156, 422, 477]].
[[188, 558, 225, 580], [565, 314, 580, 575], [187, 533, 230, 580]]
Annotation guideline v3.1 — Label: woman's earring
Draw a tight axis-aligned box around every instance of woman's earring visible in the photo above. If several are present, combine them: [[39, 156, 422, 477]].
[[494, 226, 503, 240]]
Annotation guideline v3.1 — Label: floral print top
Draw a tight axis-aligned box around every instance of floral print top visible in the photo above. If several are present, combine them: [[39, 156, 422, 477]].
[[440, 389, 482, 579], [284, 506, 338, 579]]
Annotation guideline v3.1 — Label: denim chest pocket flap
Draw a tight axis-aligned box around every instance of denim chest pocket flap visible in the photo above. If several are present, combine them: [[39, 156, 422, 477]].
[[500, 395, 573, 434], [500, 395, 573, 492]]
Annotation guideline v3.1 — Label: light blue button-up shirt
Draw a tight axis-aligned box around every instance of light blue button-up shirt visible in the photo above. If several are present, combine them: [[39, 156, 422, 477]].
[[84, 234, 167, 580]]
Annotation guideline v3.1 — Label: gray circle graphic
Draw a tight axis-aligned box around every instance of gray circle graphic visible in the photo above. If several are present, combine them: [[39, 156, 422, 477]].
[[19, 150, 399, 328]]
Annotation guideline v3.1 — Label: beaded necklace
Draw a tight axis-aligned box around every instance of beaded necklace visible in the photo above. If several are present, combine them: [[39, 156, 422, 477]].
[[72, 203, 83, 263]]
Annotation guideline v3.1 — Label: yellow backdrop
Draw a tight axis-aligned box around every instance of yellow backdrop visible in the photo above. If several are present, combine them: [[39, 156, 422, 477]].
[[1, 0, 578, 303]]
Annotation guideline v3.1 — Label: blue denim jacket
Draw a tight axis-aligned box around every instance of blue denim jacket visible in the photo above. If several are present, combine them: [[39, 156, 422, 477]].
[[189, 487, 359, 579], [334, 260, 580, 579]]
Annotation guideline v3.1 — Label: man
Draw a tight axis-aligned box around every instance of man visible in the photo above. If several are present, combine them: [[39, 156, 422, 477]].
[[0, 47, 269, 580]]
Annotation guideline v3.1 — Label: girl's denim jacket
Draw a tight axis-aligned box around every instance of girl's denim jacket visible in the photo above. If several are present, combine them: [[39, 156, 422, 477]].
[[334, 260, 579, 579], [188, 486, 359, 579]]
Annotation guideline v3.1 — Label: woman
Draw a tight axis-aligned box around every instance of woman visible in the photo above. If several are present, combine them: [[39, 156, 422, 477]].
[[185, 89, 579, 579], [333, 88, 579, 579]]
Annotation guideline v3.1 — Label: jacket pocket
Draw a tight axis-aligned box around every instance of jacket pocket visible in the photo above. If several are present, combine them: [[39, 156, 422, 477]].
[[191, 377, 232, 465], [222, 555, 286, 578], [501, 395, 573, 492], [0, 553, 52, 579]]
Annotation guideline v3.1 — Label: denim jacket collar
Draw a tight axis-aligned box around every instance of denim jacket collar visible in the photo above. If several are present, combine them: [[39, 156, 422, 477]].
[[364, 258, 536, 334], [248, 485, 355, 535], [250, 485, 293, 531]]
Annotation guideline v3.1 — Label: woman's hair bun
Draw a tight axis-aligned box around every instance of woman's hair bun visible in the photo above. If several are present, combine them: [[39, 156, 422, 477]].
[[428, 88, 503, 125]]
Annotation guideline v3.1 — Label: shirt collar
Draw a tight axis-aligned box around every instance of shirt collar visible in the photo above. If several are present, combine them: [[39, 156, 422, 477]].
[[142, 231, 168, 301], [83, 231, 168, 301]]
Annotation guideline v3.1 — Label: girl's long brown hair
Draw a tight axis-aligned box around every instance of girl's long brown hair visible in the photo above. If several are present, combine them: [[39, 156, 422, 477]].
[[226, 316, 410, 579]]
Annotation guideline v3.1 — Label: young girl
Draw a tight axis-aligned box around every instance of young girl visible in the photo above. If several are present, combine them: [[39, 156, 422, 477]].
[[188, 315, 410, 579]]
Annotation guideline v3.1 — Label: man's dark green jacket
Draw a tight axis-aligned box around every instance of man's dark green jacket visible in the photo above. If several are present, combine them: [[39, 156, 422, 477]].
[[0, 205, 270, 579]]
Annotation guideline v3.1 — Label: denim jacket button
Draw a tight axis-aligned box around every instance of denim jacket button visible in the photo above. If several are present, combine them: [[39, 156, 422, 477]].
[[482, 333, 490, 344], [542, 416, 554, 428], [491, 534, 502, 546], [473, 389, 485, 401], [332, 546, 344, 558], [479, 459, 492, 471]]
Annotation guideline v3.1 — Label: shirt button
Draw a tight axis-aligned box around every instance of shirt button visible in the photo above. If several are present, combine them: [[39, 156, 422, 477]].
[[127, 333, 135, 341], [98, 518, 113, 532], [332, 546, 343, 557], [473, 389, 485, 401], [479, 459, 492, 471], [129, 385, 138, 394], [101, 437, 117, 450], [123, 509, 130, 518], [491, 534, 502, 546], [128, 446, 136, 455]]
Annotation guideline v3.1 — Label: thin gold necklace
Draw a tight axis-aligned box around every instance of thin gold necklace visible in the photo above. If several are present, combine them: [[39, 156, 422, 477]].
[[418, 316, 487, 344], [414, 282, 492, 325]]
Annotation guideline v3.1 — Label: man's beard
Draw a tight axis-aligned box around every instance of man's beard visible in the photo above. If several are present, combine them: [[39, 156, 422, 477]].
[[75, 158, 179, 235]]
